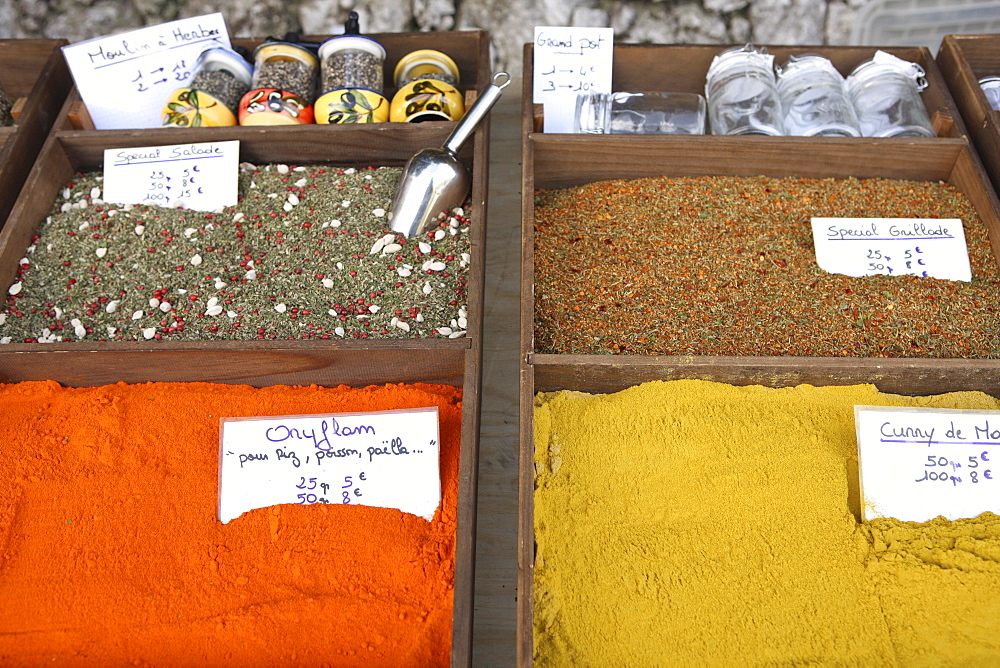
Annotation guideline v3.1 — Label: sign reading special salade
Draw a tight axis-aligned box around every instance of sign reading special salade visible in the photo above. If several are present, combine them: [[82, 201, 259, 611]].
[[218, 407, 441, 523]]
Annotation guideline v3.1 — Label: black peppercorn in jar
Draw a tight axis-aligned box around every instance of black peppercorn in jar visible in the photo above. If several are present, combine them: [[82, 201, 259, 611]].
[[238, 42, 318, 125], [315, 35, 389, 124], [162, 48, 252, 127], [390, 49, 464, 123]]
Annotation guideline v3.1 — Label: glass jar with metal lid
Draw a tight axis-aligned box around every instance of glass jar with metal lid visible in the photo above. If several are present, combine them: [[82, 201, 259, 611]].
[[162, 47, 252, 127], [979, 76, 1000, 111], [775, 54, 860, 137], [238, 41, 318, 125], [705, 44, 784, 136], [574, 91, 706, 134], [390, 49, 464, 123], [845, 51, 935, 138]]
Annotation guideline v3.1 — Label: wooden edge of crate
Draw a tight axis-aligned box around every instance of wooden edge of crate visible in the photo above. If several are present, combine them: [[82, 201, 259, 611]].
[[516, 358, 535, 668]]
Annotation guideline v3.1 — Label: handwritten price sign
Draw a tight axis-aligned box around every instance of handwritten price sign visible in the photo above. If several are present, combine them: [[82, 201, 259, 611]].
[[218, 407, 441, 524], [532, 26, 613, 133], [811, 217, 972, 282], [856, 406, 998, 522]]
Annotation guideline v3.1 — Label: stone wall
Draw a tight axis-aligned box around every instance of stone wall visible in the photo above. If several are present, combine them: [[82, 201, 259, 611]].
[[0, 0, 879, 73]]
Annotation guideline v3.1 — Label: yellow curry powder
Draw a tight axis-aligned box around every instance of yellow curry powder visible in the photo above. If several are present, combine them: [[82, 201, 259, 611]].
[[533, 380, 1000, 665]]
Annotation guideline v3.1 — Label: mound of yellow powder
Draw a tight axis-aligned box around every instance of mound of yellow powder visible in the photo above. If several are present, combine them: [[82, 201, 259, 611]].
[[533, 380, 1000, 665]]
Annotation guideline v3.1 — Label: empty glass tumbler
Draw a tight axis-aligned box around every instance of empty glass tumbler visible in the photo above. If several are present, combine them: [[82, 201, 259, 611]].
[[845, 51, 935, 138], [776, 54, 860, 137], [705, 44, 784, 136], [979, 76, 1000, 111], [574, 91, 706, 134]]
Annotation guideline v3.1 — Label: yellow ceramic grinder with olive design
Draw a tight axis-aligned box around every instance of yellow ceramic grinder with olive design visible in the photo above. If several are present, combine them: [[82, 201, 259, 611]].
[[390, 49, 465, 123], [162, 48, 253, 127]]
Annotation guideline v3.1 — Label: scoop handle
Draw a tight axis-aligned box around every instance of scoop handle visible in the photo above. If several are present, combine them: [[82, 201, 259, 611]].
[[442, 72, 511, 155]]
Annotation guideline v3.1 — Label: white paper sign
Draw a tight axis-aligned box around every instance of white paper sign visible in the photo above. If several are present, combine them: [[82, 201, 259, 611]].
[[62, 13, 231, 129], [856, 406, 999, 523], [811, 217, 972, 281], [533, 26, 614, 133], [102, 140, 239, 211], [218, 408, 441, 524]]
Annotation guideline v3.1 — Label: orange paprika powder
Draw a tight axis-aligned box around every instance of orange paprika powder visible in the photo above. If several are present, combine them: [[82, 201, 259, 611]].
[[0, 380, 461, 665]]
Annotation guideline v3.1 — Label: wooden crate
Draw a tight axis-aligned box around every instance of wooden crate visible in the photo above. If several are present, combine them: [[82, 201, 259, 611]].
[[0, 39, 72, 228], [0, 31, 491, 668], [522, 43, 968, 137], [937, 34, 1000, 196], [517, 42, 1000, 666]]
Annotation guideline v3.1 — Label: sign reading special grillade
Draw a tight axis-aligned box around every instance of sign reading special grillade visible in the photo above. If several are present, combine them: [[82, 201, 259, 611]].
[[856, 406, 998, 523], [811, 217, 972, 282], [61, 13, 231, 129], [102, 140, 239, 212], [218, 408, 441, 524]]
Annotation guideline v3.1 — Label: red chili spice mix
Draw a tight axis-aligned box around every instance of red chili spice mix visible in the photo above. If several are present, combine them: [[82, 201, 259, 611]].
[[533, 175, 1000, 357]]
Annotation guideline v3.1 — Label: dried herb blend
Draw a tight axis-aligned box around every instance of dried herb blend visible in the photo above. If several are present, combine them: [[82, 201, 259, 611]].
[[1, 164, 473, 343], [534, 175, 1000, 357], [0, 83, 12, 126]]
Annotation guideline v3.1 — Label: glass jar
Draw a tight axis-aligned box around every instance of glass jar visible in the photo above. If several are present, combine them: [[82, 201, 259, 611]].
[[315, 35, 388, 124], [574, 91, 706, 134], [775, 54, 860, 137], [390, 49, 464, 123], [979, 76, 1000, 111], [705, 44, 784, 136], [162, 47, 252, 127], [845, 51, 935, 138], [238, 42, 318, 126]]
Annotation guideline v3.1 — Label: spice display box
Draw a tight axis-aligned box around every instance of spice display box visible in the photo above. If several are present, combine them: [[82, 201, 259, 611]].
[[517, 47, 1000, 663], [60, 31, 491, 132], [522, 43, 968, 138], [0, 34, 490, 660], [937, 34, 1000, 195], [0, 39, 72, 229]]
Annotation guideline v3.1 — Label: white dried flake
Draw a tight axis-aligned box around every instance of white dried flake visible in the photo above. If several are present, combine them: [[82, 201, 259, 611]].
[[282, 201, 293, 212], [205, 304, 224, 317], [0, 313, 5, 325], [123, 204, 134, 211], [89, 187, 101, 200], [460, 253, 471, 267], [239, 162, 257, 171], [423, 260, 447, 272], [74, 324, 87, 339], [267, 193, 279, 199], [78, 222, 90, 231], [450, 217, 460, 229], [62, 187, 71, 199], [176, 288, 187, 294], [275, 303, 287, 313], [132, 310, 144, 320], [331, 219, 342, 227], [134, 225, 145, 235], [287, 193, 300, 206], [437, 326, 453, 335], [334, 326, 345, 337], [418, 242, 432, 254], [106, 301, 119, 314], [190, 254, 203, 266], [395, 320, 411, 332], [142, 328, 156, 340], [245, 269, 257, 280], [336, 262, 344, 270], [450, 227, 459, 237], [107, 210, 117, 217], [227, 311, 237, 318], [250, 181, 257, 189], [434, 229, 447, 241], [372, 208, 386, 218], [148, 298, 160, 308], [18, 258, 28, 267], [96, 247, 107, 258], [455, 207, 465, 217], [70, 318, 81, 327], [383, 243, 401, 254], [60, 202, 72, 213], [54, 307, 62, 319], [183, 228, 196, 238], [344, 168, 356, 175], [294, 178, 308, 188], [370, 237, 387, 255], [341, 200, 351, 208], [8, 282, 22, 296], [294, 166, 306, 172], [459, 307, 467, 318], [423, 282, 432, 295], [207, 297, 219, 307], [458, 316, 468, 329], [448, 331, 466, 339], [396, 267, 412, 277], [233, 212, 245, 222], [159, 301, 171, 313], [276, 164, 289, 174], [322, 278, 335, 289], [368, 305, 380, 314], [0, 337, 10, 345], [106, 326, 117, 337], [214, 280, 227, 290], [415, 313, 424, 322]]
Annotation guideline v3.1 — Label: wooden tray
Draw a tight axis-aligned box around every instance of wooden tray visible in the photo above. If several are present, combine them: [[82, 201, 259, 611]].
[[0, 39, 72, 228], [937, 34, 1000, 196], [522, 43, 966, 138], [0, 31, 491, 668], [517, 43, 1000, 666]]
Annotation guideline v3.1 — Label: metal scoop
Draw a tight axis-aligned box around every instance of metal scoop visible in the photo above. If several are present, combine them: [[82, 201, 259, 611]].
[[389, 71, 511, 237]]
